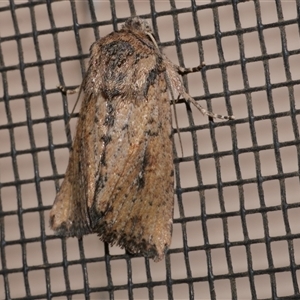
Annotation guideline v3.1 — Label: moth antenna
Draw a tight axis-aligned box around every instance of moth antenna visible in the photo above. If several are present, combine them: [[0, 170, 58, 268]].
[[145, 32, 159, 49], [145, 30, 184, 156], [167, 76, 184, 157]]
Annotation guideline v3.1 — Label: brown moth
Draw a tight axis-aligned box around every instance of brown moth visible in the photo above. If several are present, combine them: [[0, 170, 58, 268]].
[[50, 17, 234, 261]]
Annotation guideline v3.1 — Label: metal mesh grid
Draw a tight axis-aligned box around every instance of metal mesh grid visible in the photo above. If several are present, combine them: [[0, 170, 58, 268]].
[[1, 0, 300, 299]]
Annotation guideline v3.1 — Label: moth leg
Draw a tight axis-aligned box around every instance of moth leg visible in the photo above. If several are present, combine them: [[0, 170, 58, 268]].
[[57, 84, 84, 119], [57, 85, 80, 95], [175, 62, 205, 75], [172, 63, 235, 120], [181, 90, 235, 120]]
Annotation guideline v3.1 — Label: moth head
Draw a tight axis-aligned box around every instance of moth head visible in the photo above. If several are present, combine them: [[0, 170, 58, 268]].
[[123, 17, 153, 34], [123, 17, 159, 49]]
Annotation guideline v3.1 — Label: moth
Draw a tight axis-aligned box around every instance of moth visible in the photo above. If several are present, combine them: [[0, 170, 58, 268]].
[[50, 17, 234, 261]]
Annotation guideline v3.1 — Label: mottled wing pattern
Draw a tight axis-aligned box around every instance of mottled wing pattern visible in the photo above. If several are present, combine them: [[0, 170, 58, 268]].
[[50, 92, 106, 237], [92, 79, 173, 262], [88, 29, 174, 261], [50, 19, 174, 261]]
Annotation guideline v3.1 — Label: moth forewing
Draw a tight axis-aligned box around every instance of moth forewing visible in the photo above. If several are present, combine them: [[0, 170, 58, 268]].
[[50, 17, 174, 261], [50, 16, 234, 262]]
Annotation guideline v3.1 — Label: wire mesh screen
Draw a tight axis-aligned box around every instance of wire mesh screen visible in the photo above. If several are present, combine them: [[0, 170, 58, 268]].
[[1, 0, 300, 299]]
